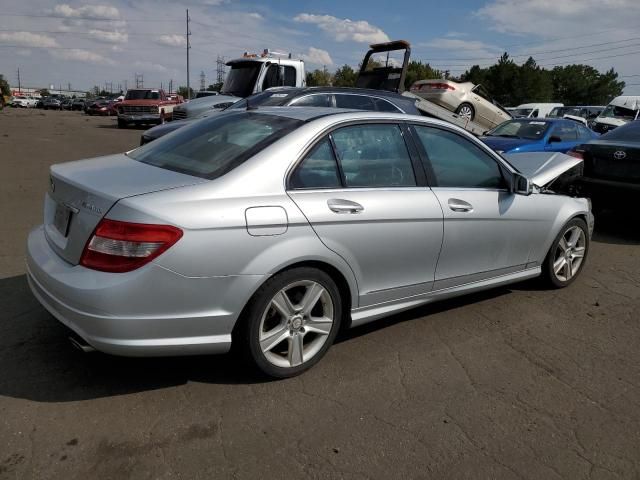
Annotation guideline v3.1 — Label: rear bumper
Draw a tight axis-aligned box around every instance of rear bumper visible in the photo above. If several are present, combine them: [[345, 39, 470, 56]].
[[26, 225, 265, 356]]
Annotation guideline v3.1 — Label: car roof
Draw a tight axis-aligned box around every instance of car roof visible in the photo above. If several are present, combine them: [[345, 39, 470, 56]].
[[263, 86, 409, 101]]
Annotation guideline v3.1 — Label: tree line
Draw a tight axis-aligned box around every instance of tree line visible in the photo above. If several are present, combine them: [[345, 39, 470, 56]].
[[305, 53, 625, 106]]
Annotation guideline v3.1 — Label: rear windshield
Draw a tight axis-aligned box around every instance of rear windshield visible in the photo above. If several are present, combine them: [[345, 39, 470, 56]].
[[128, 112, 303, 179], [600, 120, 640, 141], [600, 104, 638, 121]]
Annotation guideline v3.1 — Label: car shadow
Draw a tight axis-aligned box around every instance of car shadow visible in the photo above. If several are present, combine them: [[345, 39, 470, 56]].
[[0, 273, 514, 403], [591, 208, 640, 245]]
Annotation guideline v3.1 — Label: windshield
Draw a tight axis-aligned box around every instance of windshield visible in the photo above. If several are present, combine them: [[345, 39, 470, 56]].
[[221, 62, 262, 97], [599, 104, 638, 121], [129, 112, 303, 179], [600, 120, 640, 141], [125, 90, 160, 100], [547, 107, 570, 118], [486, 120, 551, 140], [511, 108, 533, 118]]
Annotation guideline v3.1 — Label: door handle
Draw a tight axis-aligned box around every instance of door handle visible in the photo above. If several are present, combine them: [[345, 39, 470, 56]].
[[327, 199, 364, 214], [448, 198, 473, 212]]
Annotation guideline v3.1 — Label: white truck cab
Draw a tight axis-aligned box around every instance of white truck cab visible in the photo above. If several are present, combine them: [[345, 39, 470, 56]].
[[512, 103, 564, 119], [222, 51, 306, 97], [591, 95, 640, 134]]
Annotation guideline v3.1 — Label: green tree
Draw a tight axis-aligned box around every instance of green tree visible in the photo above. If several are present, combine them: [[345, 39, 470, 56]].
[[552, 65, 624, 105], [306, 69, 332, 87], [333, 65, 357, 87], [38, 88, 50, 97], [207, 82, 223, 92], [404, 61, 442, 90], [177, 86, 195, 99]]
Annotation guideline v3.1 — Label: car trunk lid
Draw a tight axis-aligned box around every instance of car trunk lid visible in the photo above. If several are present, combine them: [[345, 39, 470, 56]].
[[582, 140, 640, 183], [45, 153, 206, 265]]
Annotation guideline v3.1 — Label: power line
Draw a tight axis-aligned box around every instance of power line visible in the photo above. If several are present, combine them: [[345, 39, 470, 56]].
[[1, 13, 181, 22]]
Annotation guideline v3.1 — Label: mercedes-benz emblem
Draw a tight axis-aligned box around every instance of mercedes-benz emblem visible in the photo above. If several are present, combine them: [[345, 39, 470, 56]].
[[50, 176, 55, 192], [613, 150, 627, 160]]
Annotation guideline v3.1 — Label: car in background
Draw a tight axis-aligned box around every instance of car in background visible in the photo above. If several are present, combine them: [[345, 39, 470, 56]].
[[562, 106, 604, 128], [171, 94, 238, 120], [86, 99, 118, 116], [511, 103, 563, 119], [480, 118, 598, 154], [195, 91, 219, 98], [141, 86, 424, 144], [11, 95, 38, 108], [27, 108, 592, 378], [409, 80, 511, 129], [60, 99, 73, 110], [546, 106, 574, 118], [71, 99, 86, 111], [571, 120, 640, 206], [43, 97, 62, 110], [591, 96, 640, 134]]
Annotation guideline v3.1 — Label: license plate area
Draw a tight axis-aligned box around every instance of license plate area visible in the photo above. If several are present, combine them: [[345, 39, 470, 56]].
[[53, 203, 72, 237]]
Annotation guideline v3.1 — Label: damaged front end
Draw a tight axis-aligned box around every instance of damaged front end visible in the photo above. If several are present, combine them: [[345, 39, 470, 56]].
[[503, 152, 585, 196]]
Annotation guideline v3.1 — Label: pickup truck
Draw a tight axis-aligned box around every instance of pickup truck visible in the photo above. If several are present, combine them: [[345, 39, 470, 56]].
[[116, 89, 182, 128]]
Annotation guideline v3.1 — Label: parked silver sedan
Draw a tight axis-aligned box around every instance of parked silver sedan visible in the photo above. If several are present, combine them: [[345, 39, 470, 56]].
[[27, 108, 593, 378]]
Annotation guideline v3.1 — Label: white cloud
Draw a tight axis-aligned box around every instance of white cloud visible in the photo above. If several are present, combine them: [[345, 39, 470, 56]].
[[0, 32, 58, 48], [156, 34, 186, 47], [247, 12, 262, 20], [294, 13, 389, 44], [89, 29, 128, 44], [53, 4, 120, 20], [418, 38, 502, 62], [134, 61, 169, 73], [300, 47, 333, 66], [52, 48, 114, 65]]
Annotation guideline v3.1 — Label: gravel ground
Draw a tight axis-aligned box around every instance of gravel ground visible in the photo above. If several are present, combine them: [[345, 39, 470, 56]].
[[1, 108, 639, 479]]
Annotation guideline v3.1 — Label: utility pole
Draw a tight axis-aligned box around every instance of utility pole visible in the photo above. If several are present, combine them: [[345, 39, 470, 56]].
[[169, 79, 173, 94], [124, 79, 128, 91], [186, 9, 191, 99], [216, 55, 226, 85], [16, 68, 21, 93], [200, 70, 205, 91], [68, 82, 71, 92], [135, 73, 144, 88]]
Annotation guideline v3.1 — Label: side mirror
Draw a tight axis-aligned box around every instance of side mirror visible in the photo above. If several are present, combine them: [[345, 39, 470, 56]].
[[548, 135, 562, 144], [513, 173, 531, 195]]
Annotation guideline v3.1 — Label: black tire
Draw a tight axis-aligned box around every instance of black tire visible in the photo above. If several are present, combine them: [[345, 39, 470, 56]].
[[235, 267, 342, 378], [456, 102, 475, 122], [541, 218, 589, 288], [117, 118, 127, 129]]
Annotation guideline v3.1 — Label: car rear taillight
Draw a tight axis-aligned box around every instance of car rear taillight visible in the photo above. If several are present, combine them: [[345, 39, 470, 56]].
[[80, 219, 183, 273], [567, 149, 584, 160]]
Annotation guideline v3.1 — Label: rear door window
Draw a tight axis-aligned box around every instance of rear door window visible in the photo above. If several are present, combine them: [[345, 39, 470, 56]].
[[335, 94, 376, 111], [289, 94, 331, 107], [289, 138, 341, 189], [331, 124, 416, 187]]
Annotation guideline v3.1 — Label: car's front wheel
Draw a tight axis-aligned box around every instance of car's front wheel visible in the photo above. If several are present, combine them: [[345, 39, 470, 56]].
[[542, 218, 589, 288], [236, 267, 342, 378], [456, 102, 475, 122]]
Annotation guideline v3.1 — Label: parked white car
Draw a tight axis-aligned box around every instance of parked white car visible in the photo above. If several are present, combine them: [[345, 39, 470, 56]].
[[409, 80, 512, 129], [511, 103, 563, 119], [11, 95, 38, 108]]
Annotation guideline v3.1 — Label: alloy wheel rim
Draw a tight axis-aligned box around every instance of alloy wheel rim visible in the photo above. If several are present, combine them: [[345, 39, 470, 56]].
[[459, 106, 473, 120], [259, 280, 334, 368], [553, 226, 586, 282]]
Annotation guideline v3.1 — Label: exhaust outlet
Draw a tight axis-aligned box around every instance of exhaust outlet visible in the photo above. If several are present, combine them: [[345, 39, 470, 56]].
[[69, 335, 96, 353]]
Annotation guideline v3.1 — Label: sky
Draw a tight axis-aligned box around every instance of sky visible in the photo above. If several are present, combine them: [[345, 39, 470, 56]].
[[1, 0, 639, 95]]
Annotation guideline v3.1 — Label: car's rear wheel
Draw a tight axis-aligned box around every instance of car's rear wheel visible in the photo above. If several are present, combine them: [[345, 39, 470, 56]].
[[456, 102, 475, 122], [542, 218, 589, 288], [236, 267, 342, 378]]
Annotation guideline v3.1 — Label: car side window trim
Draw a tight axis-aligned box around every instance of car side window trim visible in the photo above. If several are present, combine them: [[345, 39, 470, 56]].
[[331, 92, 406, 113]]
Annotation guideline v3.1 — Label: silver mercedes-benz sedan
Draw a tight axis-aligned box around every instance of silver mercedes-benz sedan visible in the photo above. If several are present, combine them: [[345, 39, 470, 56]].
[[27, 107, 593, 378]]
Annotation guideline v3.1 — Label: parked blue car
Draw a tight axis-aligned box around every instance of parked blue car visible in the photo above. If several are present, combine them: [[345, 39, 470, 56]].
[[480, 118, 598, 154]]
